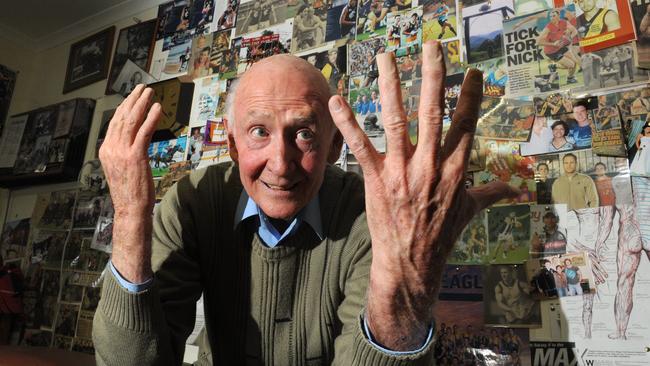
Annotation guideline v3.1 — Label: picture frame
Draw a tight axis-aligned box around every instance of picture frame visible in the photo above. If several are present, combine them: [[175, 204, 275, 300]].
[[105, 19, 158, 95], [63, 27, 115, 94]]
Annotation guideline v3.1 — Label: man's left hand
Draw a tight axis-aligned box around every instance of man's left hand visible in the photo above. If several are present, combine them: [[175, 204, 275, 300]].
[[328, 41, 517, 350]]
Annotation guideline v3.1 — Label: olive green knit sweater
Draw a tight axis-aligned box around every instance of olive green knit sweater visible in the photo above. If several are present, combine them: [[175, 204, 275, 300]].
[[92, 163, 434, 365]]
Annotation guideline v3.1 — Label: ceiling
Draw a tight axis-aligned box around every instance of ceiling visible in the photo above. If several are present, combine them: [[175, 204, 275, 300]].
[[0, 0, 166, 52]]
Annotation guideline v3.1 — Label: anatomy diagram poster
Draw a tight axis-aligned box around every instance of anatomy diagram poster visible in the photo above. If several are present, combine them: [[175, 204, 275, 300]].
[[546, 203, 650, 365]]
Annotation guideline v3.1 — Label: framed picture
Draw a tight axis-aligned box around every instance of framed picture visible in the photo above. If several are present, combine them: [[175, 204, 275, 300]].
[[105, 19, 157, 95], [63, 27, 115, 94]]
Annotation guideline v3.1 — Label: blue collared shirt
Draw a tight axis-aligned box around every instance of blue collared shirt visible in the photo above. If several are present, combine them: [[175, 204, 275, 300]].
[[110, 189, 432, 354]]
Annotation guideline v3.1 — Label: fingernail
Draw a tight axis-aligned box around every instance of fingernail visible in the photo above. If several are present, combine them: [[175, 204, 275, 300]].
[[330, 97, 342, 112]]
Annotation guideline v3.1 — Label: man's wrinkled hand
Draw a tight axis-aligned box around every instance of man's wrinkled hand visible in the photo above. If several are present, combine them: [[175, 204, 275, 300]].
[[328, 41, 517, 350]]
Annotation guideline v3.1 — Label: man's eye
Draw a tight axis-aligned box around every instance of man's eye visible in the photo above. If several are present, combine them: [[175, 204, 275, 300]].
[[297, 130, 314, 141], [251, 127, 268, 138]]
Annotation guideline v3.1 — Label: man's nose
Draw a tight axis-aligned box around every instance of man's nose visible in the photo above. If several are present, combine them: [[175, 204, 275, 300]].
[[267, 136, 297, 175]]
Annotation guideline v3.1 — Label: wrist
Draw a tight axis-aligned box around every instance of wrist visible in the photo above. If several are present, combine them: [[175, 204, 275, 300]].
[[111, 213, 153, 283]]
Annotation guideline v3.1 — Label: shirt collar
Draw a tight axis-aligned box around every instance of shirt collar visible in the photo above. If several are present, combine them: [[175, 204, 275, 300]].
[[234, 189, 324, 244]]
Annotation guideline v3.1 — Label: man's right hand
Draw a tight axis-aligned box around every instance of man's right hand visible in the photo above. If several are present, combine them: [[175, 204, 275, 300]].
[[98, 84, 162, 283]]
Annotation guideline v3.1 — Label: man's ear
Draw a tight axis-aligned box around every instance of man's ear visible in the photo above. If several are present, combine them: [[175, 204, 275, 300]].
[[223, 118, 238, 163], [327, 130, 343, 164]]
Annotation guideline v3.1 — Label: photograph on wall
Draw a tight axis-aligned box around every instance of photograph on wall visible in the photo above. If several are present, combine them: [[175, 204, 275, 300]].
[[232, 19, 293, 74], [63, 27, 115, 93], [53, 100, 76, 138], [483, 264, 541, 327], [348, 37, 384, 90], [189, 75, 222, 127], [195, 118, 231, 170], [529, 204, 567, 257], [544, 149, 633, 210], [631, 0, 650, 68], [472, 58, 508, 97], [162, 39, 193, 79], [187, 33, 215, 79], [156, 161, 192, 199], [77, 243, 110, 273], [521, 100, 595, 156], [486, 204, 531, 263], [291, 4, 327, 53], [214, 0, 239, 31], [187, 126, 205, 169], [325, 0, 358, 41], [356, 0, 389, 40], [0, 217, 30, 261], [59, 271, 84, 304], [462, 0, 514, 64], [624, 113, 650, 177], [434, 265, 531, 365], [527, 251, 596, 299], [476, 102, 535, 141], [0, 114, 28, 169], [592, 105, 621, 131], [572, 0, 635, 52], [580, 43, 649, 91], [0, 64, 16, 137], [72, 194, 105, 230], [533, 93, 572, 121], [349, 85, 385, 152], [105, 19, 157, 95], [474, 139, 537, 205], [235, 0, 287, 35], [448, 210, 488, 264], [148, 135, 188, 177], [385, 6, 422, 57], [394, 53, 422, 84], [31, 231, 67, 266], [37, 190, 77, 230], [111, 59, 156, 97], [422, 0, 459, 42], [91, 196, 114, 254], [300, 45, 348, 96], [54, 303, 79, 337], [504, 5, 583, 97], [156, 1, 194, 41]]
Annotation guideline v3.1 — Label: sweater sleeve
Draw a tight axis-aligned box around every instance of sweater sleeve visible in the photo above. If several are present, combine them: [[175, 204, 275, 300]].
[[93, 177, 203, 366], [331, 215, 436, 366]]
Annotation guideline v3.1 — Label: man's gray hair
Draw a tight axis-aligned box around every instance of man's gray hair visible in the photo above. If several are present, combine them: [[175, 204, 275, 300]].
[[224, 78, 241, 127]]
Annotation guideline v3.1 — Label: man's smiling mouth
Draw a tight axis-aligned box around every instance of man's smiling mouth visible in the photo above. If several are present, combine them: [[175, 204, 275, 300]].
[[263, 181, 299, 191]]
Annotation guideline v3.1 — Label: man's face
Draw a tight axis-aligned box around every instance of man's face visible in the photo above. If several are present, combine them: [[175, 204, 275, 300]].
[[537, 164, 548, 180], [595, 164, 606, 176], [230, 57, 337, 220], [573, 105, 588, 124], [563, 156, 577, 174], [328, 50, 338, 64], [576, 0, 596, 12], [552, 124, 565, 138], [544, 261, 552, 270], [544, 215, 557, 229], [500, 269, 512, 282]]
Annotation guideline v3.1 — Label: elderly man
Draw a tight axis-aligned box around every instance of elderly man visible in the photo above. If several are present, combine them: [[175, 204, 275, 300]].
[[93, 41, 515, 365]]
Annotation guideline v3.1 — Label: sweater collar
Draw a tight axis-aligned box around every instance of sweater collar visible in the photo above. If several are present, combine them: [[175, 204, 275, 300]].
[[234, 189, 323, 247]]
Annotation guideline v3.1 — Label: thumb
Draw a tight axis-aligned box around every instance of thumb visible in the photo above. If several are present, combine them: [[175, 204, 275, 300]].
[[467, 181, 520, 212]]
